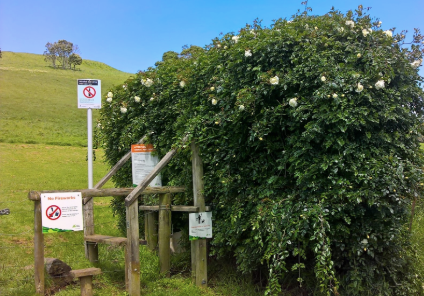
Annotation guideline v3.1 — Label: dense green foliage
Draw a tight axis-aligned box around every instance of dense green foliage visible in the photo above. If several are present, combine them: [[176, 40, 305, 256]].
[[100, 7, 424, 295]]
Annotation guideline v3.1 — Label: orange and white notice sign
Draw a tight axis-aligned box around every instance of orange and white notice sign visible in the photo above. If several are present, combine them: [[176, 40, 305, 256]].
[[131, 144, 162, 187], [131, 144, 155, 153]]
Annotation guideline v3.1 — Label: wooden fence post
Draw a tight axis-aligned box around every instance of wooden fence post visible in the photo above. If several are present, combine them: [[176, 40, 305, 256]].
[[126, 200, 140, 296], [158, 193, 171, 276], [84, 199, 98, 263], [191, 141, 207, 288], [145, 211, 158, 251], [34, 200, 44, 294]]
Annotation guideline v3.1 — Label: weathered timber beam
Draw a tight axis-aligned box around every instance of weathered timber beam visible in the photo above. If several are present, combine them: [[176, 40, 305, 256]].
[[28, 187, 186, 201], [125, 135, 189, 207], [139, 205, 211, 212]]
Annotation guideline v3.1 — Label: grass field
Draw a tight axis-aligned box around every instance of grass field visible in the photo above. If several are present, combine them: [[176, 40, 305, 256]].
[[0, 52, 132, 146], [0, 52, 262, 295]]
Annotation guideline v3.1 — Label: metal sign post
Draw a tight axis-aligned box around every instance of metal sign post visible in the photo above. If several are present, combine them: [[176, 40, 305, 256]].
[[87, 108, 93, 189], [77, 79, 101, 189]]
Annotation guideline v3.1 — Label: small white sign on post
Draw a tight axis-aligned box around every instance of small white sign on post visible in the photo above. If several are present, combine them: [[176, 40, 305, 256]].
[[41, 192, 83, 233], [189, 212, 212, 240], [131, 144, 162, 187], [77, 79, 101, 109]]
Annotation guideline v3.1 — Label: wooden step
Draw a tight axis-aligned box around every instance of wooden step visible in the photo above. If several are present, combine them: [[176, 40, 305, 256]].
[[70, 267, 102, 278], [85, 235, 147, 246]]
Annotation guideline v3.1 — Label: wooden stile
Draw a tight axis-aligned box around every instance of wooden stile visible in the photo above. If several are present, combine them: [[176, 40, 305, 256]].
[[84, 136, 145, 261]]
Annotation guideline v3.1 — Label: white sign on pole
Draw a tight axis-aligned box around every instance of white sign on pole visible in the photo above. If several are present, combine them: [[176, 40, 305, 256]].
[[41, 192, 83, 233], [77, 79, 101, 109], [131, 144, 162, 187], [189, 212, 212, 240]]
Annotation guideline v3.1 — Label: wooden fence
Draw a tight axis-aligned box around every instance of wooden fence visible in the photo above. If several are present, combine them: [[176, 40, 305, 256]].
[[28, 137, 209, 295]]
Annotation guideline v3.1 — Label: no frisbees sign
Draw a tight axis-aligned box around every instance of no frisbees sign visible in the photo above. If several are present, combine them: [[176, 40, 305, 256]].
[[77, 79, 101, 109]]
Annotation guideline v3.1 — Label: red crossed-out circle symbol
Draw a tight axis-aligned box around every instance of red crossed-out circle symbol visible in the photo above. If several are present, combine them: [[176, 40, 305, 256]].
[[83, 86, 96, 99], [46, 205, 61, 220]]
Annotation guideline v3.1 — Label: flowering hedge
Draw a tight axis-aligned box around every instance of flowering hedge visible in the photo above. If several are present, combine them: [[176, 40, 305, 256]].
[[99, 7, 424, 295]]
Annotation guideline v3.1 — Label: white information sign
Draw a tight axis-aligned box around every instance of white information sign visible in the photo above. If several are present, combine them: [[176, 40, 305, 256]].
[[189, 212, 212, 240], [131, 144, 162, 187], [41, 192, 83, 233], [77, 79, 101, 109]]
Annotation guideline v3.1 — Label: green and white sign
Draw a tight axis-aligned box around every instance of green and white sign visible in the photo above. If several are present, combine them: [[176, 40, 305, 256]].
[[189, 212, 212, 240], [41, 192, 83, 233]]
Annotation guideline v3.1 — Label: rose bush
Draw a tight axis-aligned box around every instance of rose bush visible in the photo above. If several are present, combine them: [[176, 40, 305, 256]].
[[99, 6, 424, 295]]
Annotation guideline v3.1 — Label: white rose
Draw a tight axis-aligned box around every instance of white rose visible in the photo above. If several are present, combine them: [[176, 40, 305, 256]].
[[217, 44, 221, 48], [337, 27, 345, 33], [357, 53, 361, 58], [212, 99, 218, 105], [345, 20, 355, 28], [245, 50, 252, 57], [106, 97, 112, 103], [134, 96, 141, 102], [232, 36, 240, 43], [321, 76, 326, 82], [314, 26, 318, 30], [289, 98, 298, 107], [224, 46, 228, 49], [362, 29, 369, 37], [150, 97, 154, 101], [141, 78, 154, 87], [180, 80, 186, 88], [210, 86, 215, 91], [123, 84, 127, 89], [270, 76, 279, 85], [375, 80, 385, 90], [377, 21, 382, 27], [107, 92, 113, 98], [368, 28, 373, 34], [120, 107, 127, 113], [250, 29, 255, 34], [411, 59, 422, 69], [239, 105, 245, 111], [332, 93, 338, 99], [355, 83, 364, 93], [384, 30, 392, 37]]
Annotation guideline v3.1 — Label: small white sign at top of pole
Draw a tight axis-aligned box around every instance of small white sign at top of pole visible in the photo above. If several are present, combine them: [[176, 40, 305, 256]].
[[77, 79, 101, 109]]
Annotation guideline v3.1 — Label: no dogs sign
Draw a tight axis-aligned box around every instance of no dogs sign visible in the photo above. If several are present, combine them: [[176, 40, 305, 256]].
[[41, 192, 83, 233], [77, 79, 101, 109]]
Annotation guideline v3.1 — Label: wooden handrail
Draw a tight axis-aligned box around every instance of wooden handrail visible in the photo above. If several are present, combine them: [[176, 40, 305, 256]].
[[28, 187, 186, 201]]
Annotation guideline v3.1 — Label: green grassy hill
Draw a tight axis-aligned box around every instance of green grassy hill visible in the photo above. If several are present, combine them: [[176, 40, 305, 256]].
[[0, 52, 133, 146]]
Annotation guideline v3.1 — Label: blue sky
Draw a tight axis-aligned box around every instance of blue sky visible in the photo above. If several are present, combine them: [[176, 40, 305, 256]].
[[1, 0, 423, 74]]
